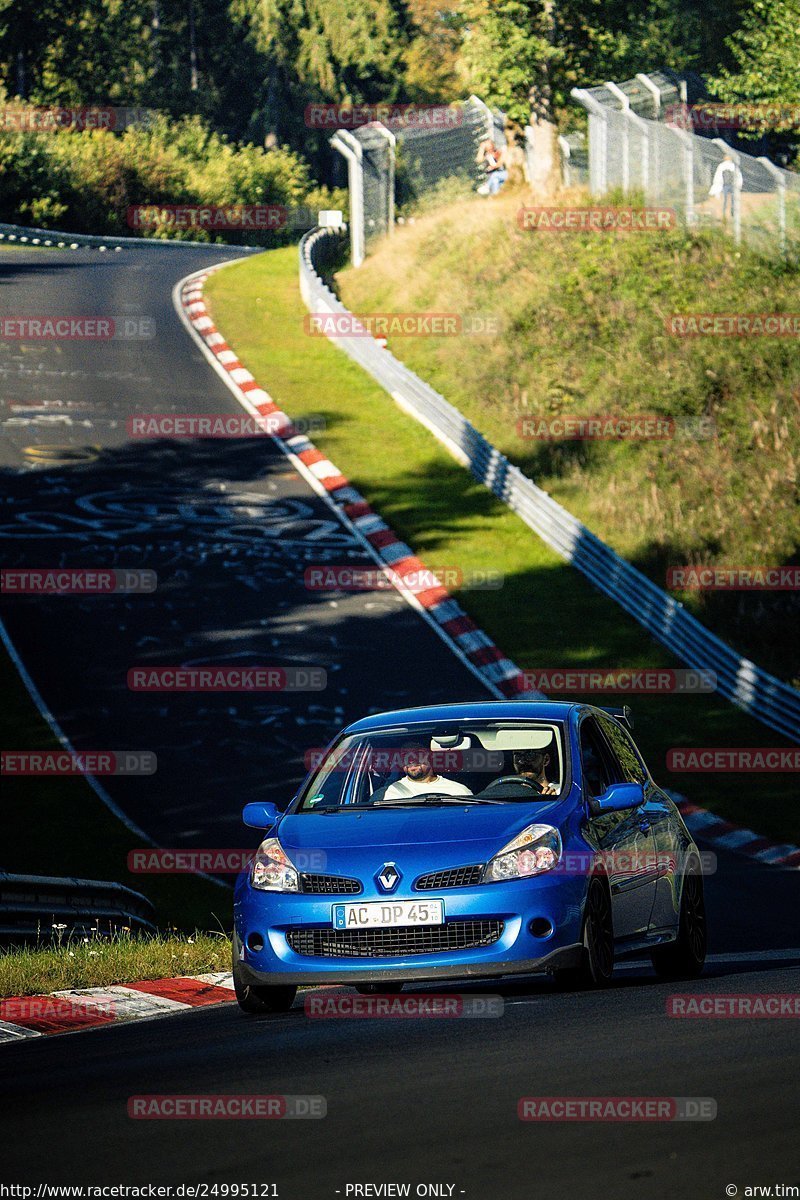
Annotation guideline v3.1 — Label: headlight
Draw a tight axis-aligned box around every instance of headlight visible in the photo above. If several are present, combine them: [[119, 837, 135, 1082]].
[[483, 824, 562, 882], [251, 837, 299, 892]]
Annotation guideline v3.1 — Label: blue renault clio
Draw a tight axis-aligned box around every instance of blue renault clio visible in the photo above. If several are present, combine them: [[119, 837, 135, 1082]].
[[233, 701, 707, 1012]]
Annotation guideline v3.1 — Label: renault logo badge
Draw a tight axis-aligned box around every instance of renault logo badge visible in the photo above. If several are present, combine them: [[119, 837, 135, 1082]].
[[376, 862, 401, 893]]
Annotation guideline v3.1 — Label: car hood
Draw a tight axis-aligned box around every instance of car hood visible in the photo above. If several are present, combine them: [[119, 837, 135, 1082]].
[[276, 801, 566, 872]]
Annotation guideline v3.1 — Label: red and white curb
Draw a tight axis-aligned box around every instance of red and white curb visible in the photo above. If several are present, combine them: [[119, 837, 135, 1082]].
[[673, 797, 800, 869], [0, 972, 236, 1043], [174, 265, 798, 871], [175, 265, 535, 702]]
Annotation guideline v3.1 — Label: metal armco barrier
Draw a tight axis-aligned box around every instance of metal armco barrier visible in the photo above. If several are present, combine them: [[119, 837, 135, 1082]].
[[0, 872, 157, 945], [299, 225, 800, 742], [0, 220, 261, 250]]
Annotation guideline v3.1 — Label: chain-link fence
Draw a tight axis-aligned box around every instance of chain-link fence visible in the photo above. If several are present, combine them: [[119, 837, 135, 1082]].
[[332, 97, 501, 264], [572, 75, 800, 258]]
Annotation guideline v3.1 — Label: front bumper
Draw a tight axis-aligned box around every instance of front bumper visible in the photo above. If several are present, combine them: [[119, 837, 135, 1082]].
[[234, 871, 585, 986]]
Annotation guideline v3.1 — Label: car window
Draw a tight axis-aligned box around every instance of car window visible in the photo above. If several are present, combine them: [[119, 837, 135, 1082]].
[[579, 717, 622, 798], [296, 722, 566, 809], [596, 713, 647, 785]]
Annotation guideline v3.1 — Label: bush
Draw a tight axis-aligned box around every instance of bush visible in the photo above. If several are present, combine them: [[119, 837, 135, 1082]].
[[0, 90, 336, 243]]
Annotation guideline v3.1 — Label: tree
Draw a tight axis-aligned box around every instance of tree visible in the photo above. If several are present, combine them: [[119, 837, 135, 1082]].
[[710, 0, 800, 129], [460, 0, 556, 126], [403, 0, 467, 100]]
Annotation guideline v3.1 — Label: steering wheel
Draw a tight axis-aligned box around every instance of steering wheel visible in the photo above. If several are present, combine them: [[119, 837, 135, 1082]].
[[487, 775, 543, 793]]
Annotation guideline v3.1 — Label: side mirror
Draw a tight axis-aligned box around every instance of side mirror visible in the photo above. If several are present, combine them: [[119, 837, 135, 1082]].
[[589, 781, 643, 817], [242, 801, 278, 829]]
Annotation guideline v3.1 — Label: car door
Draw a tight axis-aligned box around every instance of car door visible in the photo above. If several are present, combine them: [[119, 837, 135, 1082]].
[[581, 714, 656, 940], [594, 712, 673, 935]]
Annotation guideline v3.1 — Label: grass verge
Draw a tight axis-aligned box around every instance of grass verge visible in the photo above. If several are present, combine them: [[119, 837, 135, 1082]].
[[0, 932, 230, 998], [339, 189, 800, 685], [204, 245, 798, 844]]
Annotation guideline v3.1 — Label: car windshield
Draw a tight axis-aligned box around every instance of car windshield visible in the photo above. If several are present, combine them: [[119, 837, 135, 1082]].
[[296, 722, 566, 811]]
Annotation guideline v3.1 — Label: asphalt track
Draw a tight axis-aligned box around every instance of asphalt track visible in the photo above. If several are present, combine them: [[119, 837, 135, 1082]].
[[1, 848, 798, 1197], [0, 245, 486, 848], [1, 245, 798, 1199]]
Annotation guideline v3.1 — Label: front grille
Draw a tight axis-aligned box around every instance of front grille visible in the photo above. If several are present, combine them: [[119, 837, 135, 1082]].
[[286, 920, 504, 959], [415, 864, 485, 890], [299, 873, 361, 894]]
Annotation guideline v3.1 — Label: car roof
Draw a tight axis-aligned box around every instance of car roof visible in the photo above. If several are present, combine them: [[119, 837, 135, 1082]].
[[343, 700, 578, 734]]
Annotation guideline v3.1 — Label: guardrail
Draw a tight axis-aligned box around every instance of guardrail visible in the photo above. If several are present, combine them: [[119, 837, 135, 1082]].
[[299, 225, 800, 742], [0, 872, 157, 945], [0, 220, 261, 251]]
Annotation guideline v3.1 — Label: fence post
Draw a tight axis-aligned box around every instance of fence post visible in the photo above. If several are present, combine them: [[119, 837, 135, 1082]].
[[467, 94, 493, 144], [635, 72, 662, 118], [604, 81, 630, 193], [557, 134, 571, 187], [670, 125, 695, 226], [372, 121, 396, 237], [331, 130, 365, 266], [571, 88, 608, 196], [757, 155, 787, 257]]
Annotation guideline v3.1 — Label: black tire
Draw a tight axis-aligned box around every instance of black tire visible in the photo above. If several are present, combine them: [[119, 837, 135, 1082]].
[[651, 870, 707, 980], [354, 982, 404, 995], [232, 940, 297, 1014], [554, 876, 615, 990]]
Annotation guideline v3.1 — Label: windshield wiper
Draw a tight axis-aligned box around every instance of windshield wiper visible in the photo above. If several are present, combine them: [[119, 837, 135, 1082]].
[[373, 794, 504, 807]]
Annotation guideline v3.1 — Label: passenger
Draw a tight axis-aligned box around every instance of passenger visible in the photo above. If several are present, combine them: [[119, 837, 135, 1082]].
[[380, 740, 472, 801]]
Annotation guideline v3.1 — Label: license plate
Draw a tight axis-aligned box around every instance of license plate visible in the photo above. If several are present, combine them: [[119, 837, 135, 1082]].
[[332, 899, 444, 929]]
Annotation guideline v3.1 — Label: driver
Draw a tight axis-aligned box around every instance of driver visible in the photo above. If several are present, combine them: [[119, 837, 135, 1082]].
[[379, 740, 473, 801], [480, 748, 559, 797]]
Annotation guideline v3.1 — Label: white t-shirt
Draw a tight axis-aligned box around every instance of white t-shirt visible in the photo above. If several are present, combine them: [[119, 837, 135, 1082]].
[[382, 774, 472, 801]]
